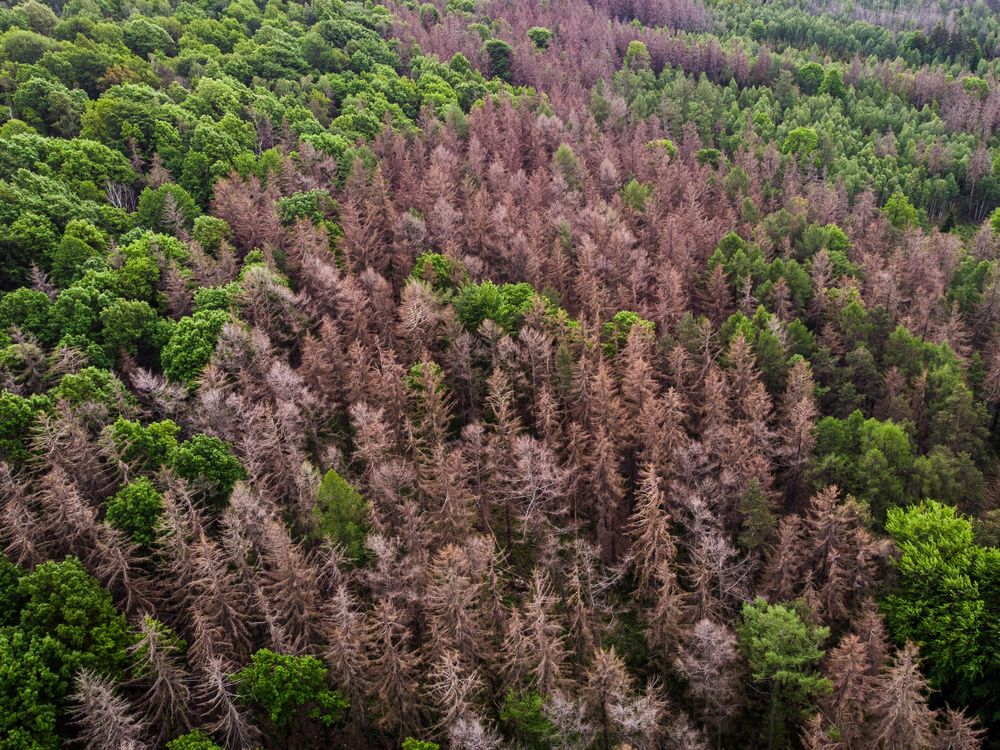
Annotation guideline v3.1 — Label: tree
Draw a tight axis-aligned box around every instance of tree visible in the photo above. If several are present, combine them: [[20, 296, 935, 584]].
[[454, 281, 537, 333], [527, 27, 553, 50], [104, 477, 164, 547], [11, 77, 86, 137], [135, 184, 201, 234], [71, 671, 149, 750], [166, 730, 223, 750], [674, 619, 743, 743], [738, 598, 830, 750], [235, 649, 348, 743], [161, 310, 229, 384], [783, 127, 819, 161], [881, 501, 999, 723], [483, 39, 512, 81], [797, 62, 825, 94], [867, 643, 938, 750], [883, 192, 919, 230], [402, 739, 440, 750], [0, 557, 133, 749], [818, 67, 846, 99], [107, 417, 179, 473], [169, 434, 246, 508], [500, 690, 555, 749], [50, 219, 107, 288], [313, 469, 371, 561]]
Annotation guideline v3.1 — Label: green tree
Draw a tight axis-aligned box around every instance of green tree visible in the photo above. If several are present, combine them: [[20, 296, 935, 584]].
[[166, 730, 224, 750], [483, 38, 512, 81], [122, 17, 177, 57], [809, 410, 916, 523], [169, 434, 246, 508], [161, 309, 229, 384], [135, 183, 201, 233], [410, 252, 467, 295], [500, 690, 555, 749], [881, 501, 1000, 722], [11, 77, 86, 137], [315, 469, 371, 561], [883, 191, 918, 229], [818, 67, 846, 98], [402, 739, 440, 750], [527, 26, 553, 49], [797, 62, 825, 94], [621, 177, 652, 212], [738, 598, 830, 750], [0, 212, 58, 290], [99, 298, 163, 359], [50, 219, 108, 288], [235, 649, 348, 741], [552, 143, 582, 189], [454, 280, 537, 333], [782, 127, 819, 161], [623, 39, 650, 71], [192, 216, 233, 254], [602, 310, 654, 355], [107, 417, 179, 472], [105, 476, 165, 547], [0, 557, 133, 749]]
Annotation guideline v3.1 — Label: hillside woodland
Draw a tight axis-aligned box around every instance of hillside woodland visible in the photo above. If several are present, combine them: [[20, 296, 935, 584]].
[[2, 0, 1000, 747]]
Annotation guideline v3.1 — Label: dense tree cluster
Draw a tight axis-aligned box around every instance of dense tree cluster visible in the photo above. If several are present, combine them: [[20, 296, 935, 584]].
[[2, 0, 1000, 747]]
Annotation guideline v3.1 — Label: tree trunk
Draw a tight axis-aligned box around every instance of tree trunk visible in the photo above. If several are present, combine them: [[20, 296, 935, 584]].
[[767, 690, 777, 750]]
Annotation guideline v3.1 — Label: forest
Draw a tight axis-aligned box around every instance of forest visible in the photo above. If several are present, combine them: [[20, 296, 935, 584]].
[[1, 0, 1000, 746]]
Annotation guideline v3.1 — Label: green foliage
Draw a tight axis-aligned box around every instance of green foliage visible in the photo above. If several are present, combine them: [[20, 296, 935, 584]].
[[500, 690, 555, 749], [0, 391, 50, 464], [51, 219, 108, 287], [738, 597, 830, 749], [104, 476, 164, 547], [277, 190, 336, 226], [645, 137, 677, 159], [235, 649, 348, 729], [621, 177, 652, 212], [737, 479, 777, 552], [11, 77, 86, 137], [193, 284, 239, 312], [166, 730, 224, 750], [411, 252, 467, 294], [108, 417, 179, 472], [818, 66, 846, 98], [52, 366, 130, 411], [553, 143, 582, 189], [454, 280, 537, 333], [797, 61, 825, 94], [314, 469, 371, 561], [695, 147, 721, 167], [0, 558, 24, 628], [882, 501, 1000, 721], [527, 26, 553, 49], [602, 310, 654, 355], [483, 38, 512, 81], [169, 434, 246, 508], [161, 309, 229, 384], [883, 191, 919, 229], [135, 183, 201, 233], [0, 557, 133, 750], [192, 216, 233, 254], [810, 410, 915, 523], [623, 40, 650, 71], [782, 126, 819, 159], [402, 739, 440, 750]]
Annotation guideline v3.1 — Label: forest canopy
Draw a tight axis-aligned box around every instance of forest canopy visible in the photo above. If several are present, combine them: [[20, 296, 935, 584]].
[[2, 0, 1000, 747]]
